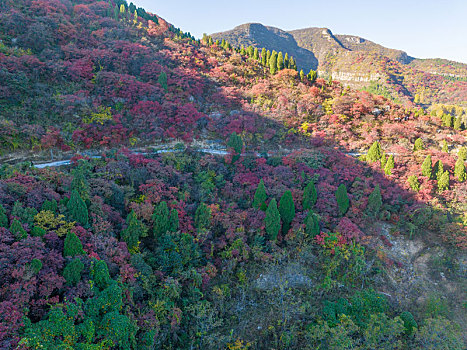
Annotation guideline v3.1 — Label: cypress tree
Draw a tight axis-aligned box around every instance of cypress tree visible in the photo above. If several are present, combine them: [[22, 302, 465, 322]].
[[300, 69, 305, 81], [453, 116, 462, 130], [380, 152, 387, 170], [307, 69, 317, 83], [168, 209, 179, 232], [63, 231, 85, 257], [421, 155, 432, 177], [279, 190, 295, 234], [195, 203, 211, 230], [434, 160, 444, 181], [247, 46, 254, 57], [277, 52, 284, 70], [91, 259, 111, 290], [284, 52, 289, 68], [269, 51, 278, 74], [438, 171, 450, 191], [63, 258, 84, 286], [261, 48, 267, 66], [384, 155, 395, 175], [122, 210, 148, 251], [265, 199, 280, 240], [253, 47, 259, 60], [10, 219, 27, 240], [158, 71, 168, 91], [459, 147, 467, 161], [454, 157, 466, 182], [336, 184, 349, 216], [227, 132, 243, 162], [41, 199, 58, 213], [252, 179, 267, 210], [67, 190, 88, 226], [303, 181, 317, 210], [408, 175, 420, 192], [0, 204, 7, 228], [367, 141, 382, 163], [152, 202, 169, 237], [305, 211, 319, 237], [441, 140, 449, 153], [366, 185, 382, 217], [413, 138, 424, 151], [71, 164, 90, 202], [289, 57, 296, 70]]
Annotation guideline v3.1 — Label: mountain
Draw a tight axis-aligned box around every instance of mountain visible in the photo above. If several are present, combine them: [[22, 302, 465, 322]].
[[0, 1, 466, 349], [211, 23, 467, 106]]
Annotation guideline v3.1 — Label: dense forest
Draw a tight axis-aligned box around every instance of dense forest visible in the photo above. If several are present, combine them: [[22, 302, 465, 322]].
[[0, 0, 465, 349]]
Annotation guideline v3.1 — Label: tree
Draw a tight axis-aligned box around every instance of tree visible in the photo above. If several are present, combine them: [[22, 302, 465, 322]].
[[454, 157, 466, 182], [227, 132, 243, 162], [122, 210, 147, 252], [265, 199, 280, 240], [336, 184, 349, 216], [269, 51, 278, 74], [380, 152, 387, 170], [300, 69, 305, 81], [384, 155, 394, 175], [441, 140, 449, 153], [366, 185, 382, 217], [421, 155, 432, 178], [307, 69, 317, 83], [437, 171, 449, 191], [252, 179, 267, 210], [408, 175, 420, 191], [289, 57, 297, 70], [152, 202, 169, 237], [279, 190, 295, 234], [63, 258, 84, 286], [415, 317, 464, 350], [91, 259, 111, 290], [277, 52, 284, 70], [195, 203, 211, 230], [414, 93, 420, 104], [63, 231, 85, 257], [284, 52, 289, 68], [303, 181, 317, 210], [10, 219, 27, 240], [458, 147, 467, 161], [158, 71, 168, 91], [305, 211, 319, 237], [71, 164, 90, 202], [0, 204, 7, 228], [399, 311, 417, 335], [367, 141, 382, 162], [261, 48, 267, 66], [362, 313, 405, 350], [253, 47, 259, 60], [413, 138, 424, 151], [168, 209, 179, 232], [67, 190, 89, 226], [434, 160, 444, 181]]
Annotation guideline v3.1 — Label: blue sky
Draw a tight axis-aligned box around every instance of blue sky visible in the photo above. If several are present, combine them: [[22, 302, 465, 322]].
[[133, 0, 466, 63]]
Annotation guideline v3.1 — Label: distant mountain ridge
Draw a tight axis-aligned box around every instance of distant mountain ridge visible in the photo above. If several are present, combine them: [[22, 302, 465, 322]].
[[211, 23, 467, 105]]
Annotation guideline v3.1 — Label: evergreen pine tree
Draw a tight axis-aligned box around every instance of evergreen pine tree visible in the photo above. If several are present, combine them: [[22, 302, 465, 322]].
[[168, 209, 179, 232], [458, 147, 467, 161], [279, 190, 295, 234], [152, 202, 169, 237], [300, 69, 305, 81], [277, 52, 284, 70], [269, 51, 278, 74], [454, 157, 466, 182], [434, 160, 444, 181], [303, 181, 317, 210], [384, 155, 395, 175], [366, 185, 382, 217], [67, 190, 89, 226], [367, 141, 382, 162], [0, 204, 7, 228], [63, 258, 84, 286], [71, 164, 90, 202], [195, 203, 211, 230], [265, 199, 280, 240], [336, 184, 349, 216], [158, 71, 168, 91], [307, 69, 317, 83], [453, 116, 462, 130], [266, 50, 271, 64], [284, 53, 289, 68], [63, 231, 85, 257], [122, 210, 147, 251], [227, 132, 243, 162], [252, 179, 267, 210], [305, 211, 319, 237], [441, 140, 449, 153], [91, 259, 111, 290], [413, 138, 424, 151], [113, 5, 119, 20], [10, 219, 27, 240], [421, 155, 432, 177], [253, 47, 259, 60], [438, 171, 450, 191], [289, 57, 296, 70], [380, 152, 387, 170], [407, 175, 420, 192], [261, 48, 267, 66]]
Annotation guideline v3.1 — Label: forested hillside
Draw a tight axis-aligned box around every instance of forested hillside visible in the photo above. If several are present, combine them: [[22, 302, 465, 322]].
[[0, 1, 465, 349]]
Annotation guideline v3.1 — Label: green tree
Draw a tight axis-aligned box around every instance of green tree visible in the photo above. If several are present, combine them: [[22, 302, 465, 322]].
[[122, 210, 147, 252], [362, 313, 405, 350], [168, 208, 179, 232], [453, 116, 463, 130], [10, 219, 27, 240], [265, 199, 280, 240], [434, 160, 444, 181], [413, 138, 424, 151], [367, 141, 382, 162], [303, 181, 317, 210], [41, 199, 58, 213], [458, 146, 467, 161], [421, 155, 432, 177], [195, 203, 211, 230], [91, 259, 111, 290], [408, 175, 420, 191], [63, 231, 85, 257], [415, 317, 464, 350], [300, 69, 305, 81], [253, 47, 259, 60], [277, 52, 284, 70], [380, 152, 387, 170], [336, 184, 349, 216], [152, 201, 169, 237], [441, 140, 449, 153], [261, 48, 267, 66], [437, 171, 449, 191], [252, 179, 267, 210], [158, 71, 168, 91], [279, 190, 295, 234], [305, 211, 320, 237], [284, 52, 289, 68], [289, 57, 296, 70], [384, 155, 395, 175], [0, 204, 7, 228], [71, 163, 90, 202], [454, 157, 466, 182], [67, 190, 89, 226], [63, 258, 84, 286], [399, 311, 417, 335], [227, 132, 243, 162], [366, 185, 382, 217], [307, 69, 317, 83], [269, 51, 278, 74]]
